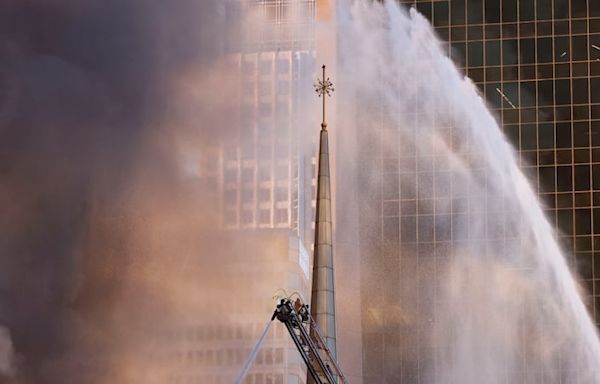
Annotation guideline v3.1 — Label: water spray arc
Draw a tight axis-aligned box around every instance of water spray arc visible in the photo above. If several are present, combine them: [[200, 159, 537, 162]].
[[337, 1, 600, 382]]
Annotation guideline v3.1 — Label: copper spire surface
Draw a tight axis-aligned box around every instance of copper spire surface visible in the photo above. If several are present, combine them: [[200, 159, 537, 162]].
[[309, 65, 337, 376]]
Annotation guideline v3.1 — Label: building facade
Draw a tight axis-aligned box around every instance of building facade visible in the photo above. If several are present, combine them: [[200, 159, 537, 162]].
[[148, 2, 320, 384], [400, 0, 600, 334]]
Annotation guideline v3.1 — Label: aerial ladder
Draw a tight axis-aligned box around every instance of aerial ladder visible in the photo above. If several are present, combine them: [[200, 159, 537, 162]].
[[271, 297, 348, 384]]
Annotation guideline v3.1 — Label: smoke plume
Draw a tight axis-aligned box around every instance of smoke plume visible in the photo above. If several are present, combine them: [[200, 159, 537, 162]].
[[0, 1, 242, 382]]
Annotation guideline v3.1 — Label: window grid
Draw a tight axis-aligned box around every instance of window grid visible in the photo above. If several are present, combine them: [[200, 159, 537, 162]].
[[365, 1, 600, 382], [397, 0, 600, 325]]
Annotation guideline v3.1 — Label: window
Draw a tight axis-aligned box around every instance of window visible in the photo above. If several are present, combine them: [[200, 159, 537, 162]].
[[467, 2, 483, 24], [383, 201, 399, 217], [557, 150, 572, 164], [418, 173, 434, 199], [576, 209, 592, 234], [572, 79, 588, 104], [557, 209, 573, 234], [594, 165, 600, 189], [571, 1, 588, 18], [433, 1, 449, 27], [485, 40, 501, 66], [259, 81, 271, 97], [241, 210, 254, 225], [258, 188, 271, 202], [536, 0, 552, 20], [504, 82, 519, 109], [504, 125, 519, 146], [537, 38, 553, 63], [435, 215, 452, 241], [592, 36, 600, 61], [416, 2, 432, 20], [485, 0, 500, 23], [519, 0, 534, 21], [243, 61, 255, 75], [521, 124, 537, 150], [468, 41, 483, 67], [502, 40, 518, 65], [502, 0, 517, 22], [418, 215, 434, 242], [277, 59, 289, 74], [450, 0, 465, 24], [468, 67, 483, 83], [557, 166, 573, 192], [485, 24, 500, 39], [451, 42, 466, 66], [592, 121, 600, 147], [575, 149, 589, 164], [260, 60, 272, 75], [520, 39, 536, 64], [555, 36, 570, 61], [538, 124, 554, 149], [277, 80, 289, 95], [520, 81, 536, 108], [383, 174, 399, 200], [468, 25, 483, 40], [576, 253, 593, 279], [401, 216, 417, 242], [383, 217, 399, 243], [486, 67, 501, 81], [557, 194, 573, 209], [539, 167, 556, 193], [555, 80, 571, 105], [451, 26, 466, 41], [554, 1, 569, 19], [503, 23, 517, 38], [275, 208, 288, 224], [573, 122, 590, 147], [537, 81, 554, 106], [591, 78, 600, 103], [275, 186, 287, 200], [591, 2, 600, 17], [242, 189, 254, 203], [575, 166, 591, 191], [572, 36, 589, 61], [484, 83, 499, 106]]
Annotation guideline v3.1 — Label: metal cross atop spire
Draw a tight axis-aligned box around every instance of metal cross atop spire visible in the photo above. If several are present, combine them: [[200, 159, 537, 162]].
[[314, 65, 334, 130]]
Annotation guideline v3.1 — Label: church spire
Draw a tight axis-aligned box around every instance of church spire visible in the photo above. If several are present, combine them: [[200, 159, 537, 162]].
[[309, 65, 337, 370], [314, 65, 335, 130]]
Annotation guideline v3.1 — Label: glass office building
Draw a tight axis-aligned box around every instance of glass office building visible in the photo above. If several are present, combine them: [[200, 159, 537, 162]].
[[398, 0, 600, 329], [354, 0, 600, 382]]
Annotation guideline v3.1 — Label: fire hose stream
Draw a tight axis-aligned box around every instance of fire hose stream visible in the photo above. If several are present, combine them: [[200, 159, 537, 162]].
[[233, 319, 273, 384]]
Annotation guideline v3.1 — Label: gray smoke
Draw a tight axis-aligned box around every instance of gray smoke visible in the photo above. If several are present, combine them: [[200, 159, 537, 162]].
[[0, 1, 238, 383]]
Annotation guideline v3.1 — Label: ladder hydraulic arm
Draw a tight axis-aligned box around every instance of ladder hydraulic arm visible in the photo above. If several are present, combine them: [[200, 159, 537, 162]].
[[271, 298, 348, 384]]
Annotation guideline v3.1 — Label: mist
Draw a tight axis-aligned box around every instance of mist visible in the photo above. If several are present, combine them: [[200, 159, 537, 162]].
[[336, 1, 600, 382]]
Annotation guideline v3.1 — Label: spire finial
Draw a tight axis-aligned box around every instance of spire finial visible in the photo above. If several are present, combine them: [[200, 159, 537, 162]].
[[314, 65, 334, 130]]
